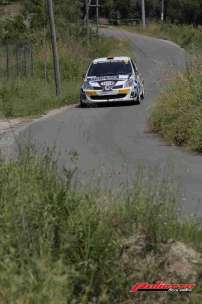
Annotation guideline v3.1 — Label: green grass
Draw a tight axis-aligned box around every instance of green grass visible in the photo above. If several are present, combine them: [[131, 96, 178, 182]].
[[0, 79, 80, 117], [122, 23, 202, 52], [0, 149, 201, 303], [0, 35, 132, 118], [150, 55, 202, 152]]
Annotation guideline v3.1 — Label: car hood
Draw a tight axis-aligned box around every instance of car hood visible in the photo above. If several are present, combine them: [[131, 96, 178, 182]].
[[86, 74, 130, 81]]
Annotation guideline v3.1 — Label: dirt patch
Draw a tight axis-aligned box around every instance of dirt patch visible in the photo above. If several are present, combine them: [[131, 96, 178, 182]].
[[165, 241, 202, 282], [0, 118, 30, 137], [121, 235, 202, 303]]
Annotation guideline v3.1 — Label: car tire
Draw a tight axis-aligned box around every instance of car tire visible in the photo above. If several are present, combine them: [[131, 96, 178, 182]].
[[136, 93, 142, 105], [80, 100, 87, 108], [141, 88, 145, 100]]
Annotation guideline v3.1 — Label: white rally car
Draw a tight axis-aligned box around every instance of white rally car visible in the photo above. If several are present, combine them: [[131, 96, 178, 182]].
[[80, 56, 144, 107]]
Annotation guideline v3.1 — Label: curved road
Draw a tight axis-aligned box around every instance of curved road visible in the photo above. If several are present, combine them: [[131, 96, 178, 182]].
[[9, 28, 202, 215]]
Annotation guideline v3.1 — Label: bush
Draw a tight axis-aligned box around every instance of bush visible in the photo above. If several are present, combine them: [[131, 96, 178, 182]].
[[150, 61, 202, 152]]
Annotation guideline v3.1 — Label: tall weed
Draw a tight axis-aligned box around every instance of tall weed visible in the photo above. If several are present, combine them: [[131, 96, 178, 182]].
[[0, 150, 202, 303]]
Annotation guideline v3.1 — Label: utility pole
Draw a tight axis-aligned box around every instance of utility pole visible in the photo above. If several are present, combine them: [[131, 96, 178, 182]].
[[96, 0, 99, 35], [161, 0, 165, 22], [141, 0, 146, 29], [85, 0, 100, 37], [85, 0, 90, 38], [47, 0, 61, 96]]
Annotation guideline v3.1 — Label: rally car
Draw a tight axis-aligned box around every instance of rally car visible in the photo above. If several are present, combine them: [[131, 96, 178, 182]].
[[80, 56, 144, 107]]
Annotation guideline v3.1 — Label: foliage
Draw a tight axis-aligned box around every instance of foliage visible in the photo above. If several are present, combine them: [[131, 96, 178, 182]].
[[123, 23, 202, 53], [23, 0, 83, 30], [102, 0, 202, 26], [166, 0, 202, 26], [130, 22, 202, 153], [0, 0, 16, 3], [0, 15, 29, 43], [150, 58, 202, 153], [1, 0, 202, 27], [0, 149, 201, 303]]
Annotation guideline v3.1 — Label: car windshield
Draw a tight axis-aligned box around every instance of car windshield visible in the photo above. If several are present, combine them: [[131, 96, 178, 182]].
[[87, 61, 132, 77]]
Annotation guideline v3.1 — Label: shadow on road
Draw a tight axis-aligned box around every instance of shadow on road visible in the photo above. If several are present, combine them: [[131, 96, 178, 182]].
[[78, 101, 141, 109]]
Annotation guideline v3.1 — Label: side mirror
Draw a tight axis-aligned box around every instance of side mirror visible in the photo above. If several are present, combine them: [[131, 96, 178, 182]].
[[83, 73, 86, 79]]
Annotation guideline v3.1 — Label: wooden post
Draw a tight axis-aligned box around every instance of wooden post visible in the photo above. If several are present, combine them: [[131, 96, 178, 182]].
[[23, 45, 27, 77], [6, 42, 9, 79], [30, 44, 34, 77], [96, 0, 99, 35], [47, 0, 61, 96], [85, 0, 89, 38], [161, 0, 165, 22], [16, 45, 19, 77], [141, 0, 146, 29]]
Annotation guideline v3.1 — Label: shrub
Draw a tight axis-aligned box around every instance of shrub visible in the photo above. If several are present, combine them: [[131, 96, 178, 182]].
[[151, 61, 202, 152]]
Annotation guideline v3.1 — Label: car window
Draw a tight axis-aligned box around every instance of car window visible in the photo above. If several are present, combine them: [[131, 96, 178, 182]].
[[87, 61, 133, 77]]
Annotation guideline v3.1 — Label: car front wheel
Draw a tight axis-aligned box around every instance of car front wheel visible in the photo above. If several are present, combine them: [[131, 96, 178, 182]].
[[136, 94, 141, 104], [141, 87, 145, 100]]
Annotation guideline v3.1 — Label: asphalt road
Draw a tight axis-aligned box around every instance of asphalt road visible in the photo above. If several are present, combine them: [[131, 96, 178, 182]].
[[8, 28, 202, 215]]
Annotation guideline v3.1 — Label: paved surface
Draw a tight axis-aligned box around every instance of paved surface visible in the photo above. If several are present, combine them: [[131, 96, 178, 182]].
[[3, 28, 202, 215]]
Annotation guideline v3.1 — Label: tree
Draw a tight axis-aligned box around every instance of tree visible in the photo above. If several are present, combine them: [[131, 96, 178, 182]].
[[101, 0, 202, 26], [23, 0, 83, 30]]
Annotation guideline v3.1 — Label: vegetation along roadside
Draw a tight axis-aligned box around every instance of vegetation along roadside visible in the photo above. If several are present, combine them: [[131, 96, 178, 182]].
[[123, 23, 202, 153], [0, 1, 132, 119], [0, 148, 202, 304]]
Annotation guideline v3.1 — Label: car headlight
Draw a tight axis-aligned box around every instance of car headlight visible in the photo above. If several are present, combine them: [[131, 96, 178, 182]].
[[83, 81, 93, 90], [124, 78, 134, 88]]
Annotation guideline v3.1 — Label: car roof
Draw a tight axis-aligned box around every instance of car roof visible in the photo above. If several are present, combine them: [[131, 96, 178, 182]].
[[93, 56, 131, 64]]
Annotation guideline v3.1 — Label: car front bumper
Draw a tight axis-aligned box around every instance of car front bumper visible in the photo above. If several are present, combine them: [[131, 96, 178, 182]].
[[80, 87, 138, 104]]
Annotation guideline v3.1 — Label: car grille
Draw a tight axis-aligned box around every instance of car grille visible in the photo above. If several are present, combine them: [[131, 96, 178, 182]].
[[92, 87, 102, 90], [93, 85, 123, 90], [113, 85, 123, 89], [91, 94, 127, 100]]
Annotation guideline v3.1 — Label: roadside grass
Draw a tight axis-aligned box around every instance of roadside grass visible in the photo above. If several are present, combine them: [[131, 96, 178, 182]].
[[0, 79, 79, 118], [0, 149, 202, 303], [122, 22, 202, 153], [0, 36, 132, 118], [150, 55, 202, 153], [122, 22, 202, 52]]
